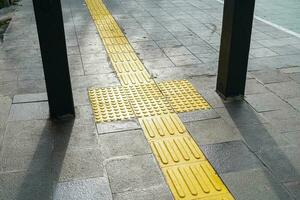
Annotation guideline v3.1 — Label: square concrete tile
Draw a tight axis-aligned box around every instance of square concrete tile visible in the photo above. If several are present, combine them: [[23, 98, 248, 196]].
[[266, 81, 300, 100], [0, 120, 53, 172], [54, 177, 112, 200], [13, 93, 47, 103], [96, 119, 140, 135], [284, 181, 300, 199], [257, 145, 300, 183], [98, 129, 151, 158], [113, 184, 173, 200], [0, 170, 52, 200], [105, 154, 165, 193], [8, 102, 49, 121], [250, 69, 291, 84], [245, 93, 287, 112], [169, 54, 202, 66], [178, 109, 220, 123], [186, 118, 242, 145], [201, 140, 262, 173], [286, 97, 300, 111], [52, 148, 104, 182], [221, 169, 293, 200]]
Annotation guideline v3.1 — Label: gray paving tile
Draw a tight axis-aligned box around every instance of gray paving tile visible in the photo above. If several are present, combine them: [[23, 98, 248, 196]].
[[0, 96, 11, 128], [257, 145, 300, 183], [262, 107, 300, 133], [96, 119, 140, 135], [289, 72, 300, 84], [13, 93, 47, 103], [143, 57, 175, 70], [169, 54, 202, 66], [221, 169, 293, 200], [280, 66, 300, 74], [53, 119, 98, 152], [283, 131, 300, 146], [98, 129, 151, 158], [8, 102, 49, 121], [186, 118, 242, 145], [245, 79, 269, 95], [53, 148, 104, 182], [0, 120, 53, 172], [284, 181, 300, 199], [250, 47, 278, 58], [245, 93, 287, 112], [155, 39, 181, 48], [113, 184, 173, 200], [162, 46, 191, 57], [178, 109, 220, 123], [0, 170, 53, 200], [54, 177, 112, 200], [266, 81, 300, 100], [201, 140, 262, 173], [250, 69, 291, 84], [105, 154, 165, 194]]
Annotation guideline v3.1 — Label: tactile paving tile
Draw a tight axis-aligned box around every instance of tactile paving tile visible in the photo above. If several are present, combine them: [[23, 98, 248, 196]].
[[158, 80, 211, 113], [114, 61, 145, 74], [124, 84, 174, 117], [163, 161, 234, 200], [150, 135, 206, 167], [139, 114, 188, 140], [88, 87, 134, 123], [118, 71, 153, 86], [86, 0, 235, 199]]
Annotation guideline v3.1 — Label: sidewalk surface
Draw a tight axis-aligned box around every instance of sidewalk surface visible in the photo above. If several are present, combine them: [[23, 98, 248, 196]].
[[0, 0, 300, 199]]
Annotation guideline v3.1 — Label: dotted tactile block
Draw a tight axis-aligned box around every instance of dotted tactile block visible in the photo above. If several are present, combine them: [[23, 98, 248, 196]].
[[163, 161, 234, 200], [125, 84, 174, 117], [158, 80, 211, 113], [88, 87, 134, 123]]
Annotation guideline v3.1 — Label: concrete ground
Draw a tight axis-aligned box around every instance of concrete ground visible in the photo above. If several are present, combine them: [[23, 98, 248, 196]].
[[256, 0, 300, 34], [0, 0, 300, 199]]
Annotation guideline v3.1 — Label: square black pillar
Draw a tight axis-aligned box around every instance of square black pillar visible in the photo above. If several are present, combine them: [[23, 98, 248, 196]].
[[216, 0, 256, 98], [32, 0, 75, 118]]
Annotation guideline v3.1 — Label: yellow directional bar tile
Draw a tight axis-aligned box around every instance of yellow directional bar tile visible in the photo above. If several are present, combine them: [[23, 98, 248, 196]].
[[114, 61, 145, 74], [163, 161, 234, 200], [139, 114, 189, 140], [88, 87, 134, 123], [158, 80, 211, 113], [110, 52, 139, 64], [150, 135, 206, 167], [102, 37, 128, 46], [117, 71, 153, 86], [106, 44, 134, 54]]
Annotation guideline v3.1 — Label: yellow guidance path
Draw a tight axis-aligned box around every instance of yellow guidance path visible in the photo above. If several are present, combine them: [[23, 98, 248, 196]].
[[86, 0, 235, 199]]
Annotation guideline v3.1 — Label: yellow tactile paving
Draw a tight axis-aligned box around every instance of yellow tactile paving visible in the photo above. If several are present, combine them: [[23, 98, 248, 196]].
[[150, 135, 206, 167], [117, 71, 153, 86], [139, 114, 188, 140], [85, 0, 235, 199], [88, 87, 134, 123], [158, 80, 211, 113], [163, 161, 234, 200]]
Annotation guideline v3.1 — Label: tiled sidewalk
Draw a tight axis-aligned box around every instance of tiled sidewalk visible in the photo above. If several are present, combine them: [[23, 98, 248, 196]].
[[0, 0, 300, 199]]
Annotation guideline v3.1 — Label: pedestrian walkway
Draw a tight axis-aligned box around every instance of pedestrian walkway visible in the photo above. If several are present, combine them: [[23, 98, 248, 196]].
[[0, 0, 300, 199]]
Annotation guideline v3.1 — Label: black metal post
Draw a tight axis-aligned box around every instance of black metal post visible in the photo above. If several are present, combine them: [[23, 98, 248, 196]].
[[32, 0, 75, 118], [216, 0, 256, 98]]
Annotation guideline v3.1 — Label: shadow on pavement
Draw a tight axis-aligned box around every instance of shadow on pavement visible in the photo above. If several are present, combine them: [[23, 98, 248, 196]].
[[225, 100, 297, 199], [16, 118, 74, 200]]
